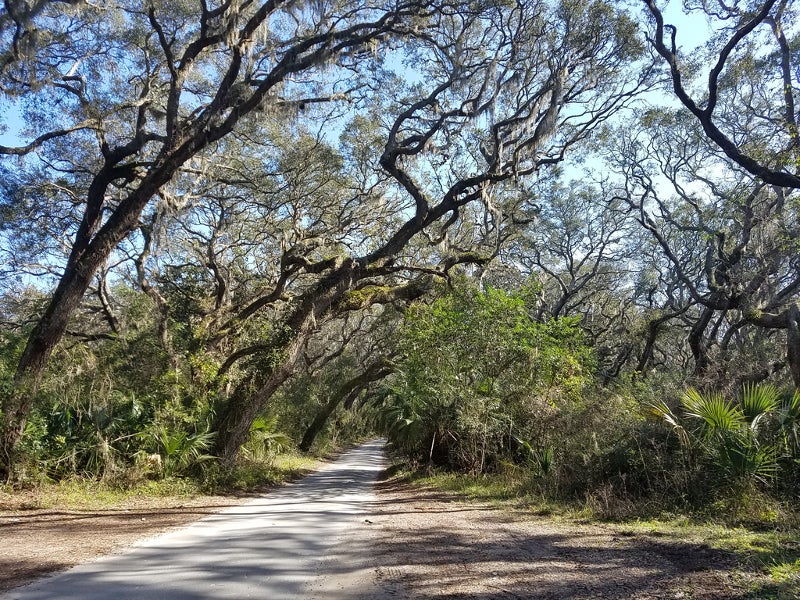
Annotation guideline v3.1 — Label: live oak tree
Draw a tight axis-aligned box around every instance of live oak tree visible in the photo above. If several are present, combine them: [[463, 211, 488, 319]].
[[0, 0, 652, 471], [123, 111, 436, 462], [586, 0, 800, 388], [643, 0, 800, 188], [612, 108, 800, 387], [209, 0, 653, 464], [494, 179, 642, 382], [0, 0, 438, 473]]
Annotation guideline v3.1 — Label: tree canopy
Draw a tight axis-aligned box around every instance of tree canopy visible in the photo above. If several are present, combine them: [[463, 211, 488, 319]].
[[0, 0, 798, 512]]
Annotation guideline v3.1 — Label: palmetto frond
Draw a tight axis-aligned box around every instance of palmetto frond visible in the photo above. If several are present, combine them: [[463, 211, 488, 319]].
[[648, 400, 690, 448], [243, 415, 290, 462], [677, 385, 784, 483], [741, 382, 780, 428], [681, 387, 744, 434], [716, 432, 779, 484], [143, 425, 217, 477], [778, 390, 800, 455]]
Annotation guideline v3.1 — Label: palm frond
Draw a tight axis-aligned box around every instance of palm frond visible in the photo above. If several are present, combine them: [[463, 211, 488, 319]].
[[682, 387, 744, 433], [648, 400, 690, 448], [244, 415, 290, 461], [741, 382, 780, 425], [778, 390, 800, 455], [716, 432, 779, 484], [141, 425, 216, 477]]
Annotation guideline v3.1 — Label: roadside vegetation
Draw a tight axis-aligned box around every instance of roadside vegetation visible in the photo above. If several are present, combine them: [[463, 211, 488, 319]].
[[382, 464, 800, 599], [0, 447, 323, 511]]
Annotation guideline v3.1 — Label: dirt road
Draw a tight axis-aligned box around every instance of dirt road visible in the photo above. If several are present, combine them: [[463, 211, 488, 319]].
[[368, 482, 744, 599], [1, 441, 786, 599], [1, 440, 385, 599]]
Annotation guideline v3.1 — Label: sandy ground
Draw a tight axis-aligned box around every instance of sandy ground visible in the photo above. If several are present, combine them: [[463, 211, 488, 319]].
[[0, 492, 250, 592], [0, 476, 779, 599], [367, 481, 745, 599]]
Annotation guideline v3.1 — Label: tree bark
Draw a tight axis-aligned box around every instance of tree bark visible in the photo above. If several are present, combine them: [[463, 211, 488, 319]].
[[1, 231, 126, 473], [688, 306, 715, 379], [212, 260, 361, 465], [298, 359, 394, 452], [214, 332, 310, 468], [787, 303, 800, 387], [636, 320, 661, 375]]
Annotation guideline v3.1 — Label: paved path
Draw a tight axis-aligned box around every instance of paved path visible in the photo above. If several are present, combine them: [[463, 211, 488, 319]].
[[2, 439, 386, 600]]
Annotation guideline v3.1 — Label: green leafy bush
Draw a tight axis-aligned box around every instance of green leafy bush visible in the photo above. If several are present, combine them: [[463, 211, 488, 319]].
[[378, 282, 593, 473]]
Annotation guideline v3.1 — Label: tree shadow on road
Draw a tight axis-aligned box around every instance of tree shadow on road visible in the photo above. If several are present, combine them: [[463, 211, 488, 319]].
[[364, 483, 746, 600]]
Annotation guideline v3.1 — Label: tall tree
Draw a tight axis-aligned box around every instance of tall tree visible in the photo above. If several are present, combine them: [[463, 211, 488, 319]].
[[612, 109, 800, 386], [210, 0, 653, 464], [1, 0, 652, 471], [0, 0, 434, 474], [643, 0, 800, 188]]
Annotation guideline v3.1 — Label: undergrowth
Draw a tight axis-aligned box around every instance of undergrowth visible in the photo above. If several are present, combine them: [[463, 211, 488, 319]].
[[0, 451, 323, 511], [204, 452, 321, 492]]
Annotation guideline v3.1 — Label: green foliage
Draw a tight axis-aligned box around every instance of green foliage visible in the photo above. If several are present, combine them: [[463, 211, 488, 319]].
[[651, 384, 799, 498], [241, 415, 291, 463], [141, 424, 216, 478], [740, 383, 781, 425], [0, 0, 795, 529], [511, 435, 555, 478], [378, 282, 593, 474], [2, 290, 222, 482], [204, 452, 321, 492], [778, 390, 800, 457], [682, 385, 781, 485], [683, 388, 744, 432]]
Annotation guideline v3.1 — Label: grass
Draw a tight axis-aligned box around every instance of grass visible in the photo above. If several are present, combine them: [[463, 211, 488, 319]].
[[406, 470, 524, 501], [393, 466, 585, 519], [611, 521, 800, 600], [208, 451, 322, 491], [0, 476, 205, 510], [617, 520, 800, 600], [0, 450, 324, 512]]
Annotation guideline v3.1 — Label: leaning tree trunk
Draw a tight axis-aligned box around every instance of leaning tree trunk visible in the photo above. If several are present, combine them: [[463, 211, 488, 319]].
[[0, 166, 187, 476], [0, 209, 143, 474], [743, 301, 800, 390], [298, 359, 394, 452], [213, 334, 309, 467], [688, 306, 715, 381], [0, 2, 415, 477], [212, 268, 429, 466], [212, 262, 360, 466], [0, 116, 225, 476], [1, 286, 82, 472], [787, 303, 800, 388], [636, 319, 663, 376]]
